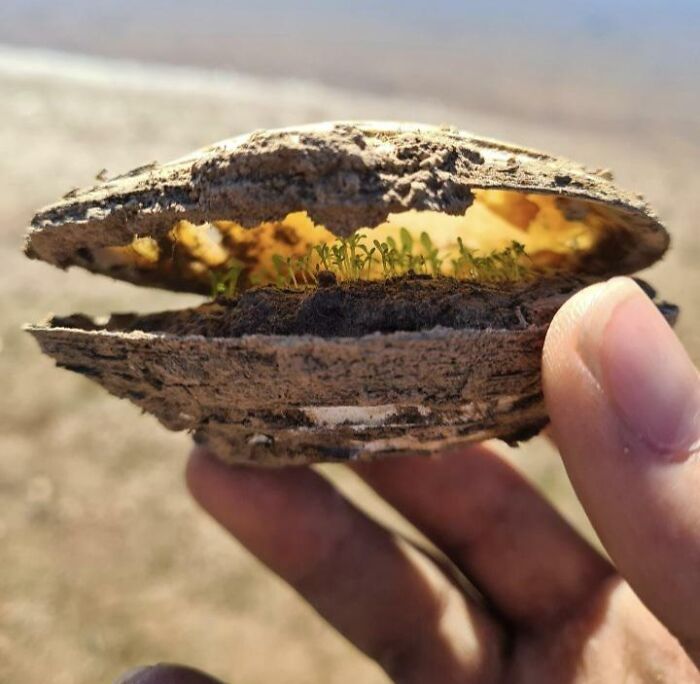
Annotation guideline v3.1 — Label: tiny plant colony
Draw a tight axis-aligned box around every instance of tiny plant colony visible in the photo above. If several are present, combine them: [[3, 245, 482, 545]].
[[208, 229, 530, 298]]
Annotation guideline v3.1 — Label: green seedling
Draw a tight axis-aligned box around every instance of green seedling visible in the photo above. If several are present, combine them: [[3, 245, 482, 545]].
[[209, 259, 244, 298], [358, 243, 377, 279], [314, 243, 331, 271], [453, 238, 529, 282], [271, 254, 290, 288], [420, 231, 443, 275]]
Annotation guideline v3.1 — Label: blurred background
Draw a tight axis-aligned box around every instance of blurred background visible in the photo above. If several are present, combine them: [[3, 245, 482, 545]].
[[1, 2, 698, 682]]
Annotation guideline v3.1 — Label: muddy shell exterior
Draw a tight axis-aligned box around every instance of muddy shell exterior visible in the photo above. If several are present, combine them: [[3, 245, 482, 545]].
[[28, 322, 552, 465], [25, 122, 671, 464], [26, 121, 668, 292]]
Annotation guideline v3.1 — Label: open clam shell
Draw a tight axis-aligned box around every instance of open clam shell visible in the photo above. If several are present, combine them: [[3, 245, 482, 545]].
[[25, 122, 672, 465]]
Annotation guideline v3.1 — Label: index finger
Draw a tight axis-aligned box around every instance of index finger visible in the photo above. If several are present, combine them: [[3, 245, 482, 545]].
[[352, 445, 612, 629], [185, 449, 504, 684]]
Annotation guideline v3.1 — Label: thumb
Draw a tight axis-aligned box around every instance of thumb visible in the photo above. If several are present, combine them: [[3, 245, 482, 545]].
[[542, 276, 700, 660]]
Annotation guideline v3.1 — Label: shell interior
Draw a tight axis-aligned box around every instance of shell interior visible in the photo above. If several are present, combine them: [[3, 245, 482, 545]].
[[91, 190, 613, 295]]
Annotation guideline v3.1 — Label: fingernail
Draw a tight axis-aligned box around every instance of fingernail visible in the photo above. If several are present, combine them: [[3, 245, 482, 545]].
[[578, 277, 700, 458]]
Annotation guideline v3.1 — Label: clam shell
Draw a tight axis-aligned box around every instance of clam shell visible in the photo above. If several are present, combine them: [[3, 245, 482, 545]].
[[26, 121, 668, 292], [27, 283, 676, 465], [28, 321, 552, 465], [25, 122, 673, 464]]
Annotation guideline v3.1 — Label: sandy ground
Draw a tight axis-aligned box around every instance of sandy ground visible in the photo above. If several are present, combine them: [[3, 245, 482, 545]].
[[0, 45, 697, 684]]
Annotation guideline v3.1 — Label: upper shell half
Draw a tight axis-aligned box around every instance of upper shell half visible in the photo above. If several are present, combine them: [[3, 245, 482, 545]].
[[25, 121, 669, 294]]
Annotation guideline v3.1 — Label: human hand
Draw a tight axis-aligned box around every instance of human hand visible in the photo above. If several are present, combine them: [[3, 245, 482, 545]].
[[119, 277, 700, 683]]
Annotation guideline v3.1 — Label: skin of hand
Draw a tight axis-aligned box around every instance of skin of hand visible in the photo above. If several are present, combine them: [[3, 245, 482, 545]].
[[118, 277, 700, 684]]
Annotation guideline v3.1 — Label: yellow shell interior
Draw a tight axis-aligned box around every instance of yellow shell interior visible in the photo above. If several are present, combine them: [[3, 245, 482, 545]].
[[94, 189, 607, 292]]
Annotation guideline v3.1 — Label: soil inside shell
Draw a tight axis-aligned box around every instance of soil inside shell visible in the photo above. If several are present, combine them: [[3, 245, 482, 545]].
[[49, 274, 677, 339]]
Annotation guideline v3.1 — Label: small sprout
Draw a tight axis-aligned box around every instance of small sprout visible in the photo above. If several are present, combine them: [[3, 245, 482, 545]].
[[271, 254, 290, 288], [420, 231, 443, 275], [373, 240, 393, 276], [330, 242, 348, 278], [285, 256, 300, 288], [210, 259, 244, 298], [358, 244, 377, 278], [296, 249, 317, 285], [314, 243, 331, 271], [399, 227, 414, 255], [386, 236, 399, 254]]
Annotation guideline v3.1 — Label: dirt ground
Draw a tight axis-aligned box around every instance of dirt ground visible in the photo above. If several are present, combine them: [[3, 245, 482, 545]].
[[0, 46, 698, 684]]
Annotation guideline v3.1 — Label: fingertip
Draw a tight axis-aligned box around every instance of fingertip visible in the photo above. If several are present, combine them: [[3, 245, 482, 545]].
[[546, 275, 699, 459], [185, 446, 219, 504], [541, 277, 643, 451], [115, 663, 225, 684], [348, 453, 419, 480], [184, 446, 265, 520], [542, 277, 638, 381]]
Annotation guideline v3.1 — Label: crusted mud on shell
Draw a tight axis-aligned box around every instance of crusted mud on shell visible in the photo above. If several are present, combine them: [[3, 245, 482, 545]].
[[24, 122, 675, 465], [29, 277, 677, 465], [25, 122, 669, 295], [28, 319, 555, 465]]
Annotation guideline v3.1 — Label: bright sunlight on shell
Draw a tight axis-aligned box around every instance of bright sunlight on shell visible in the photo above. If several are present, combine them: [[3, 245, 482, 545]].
[[25, 122, 672, 465]]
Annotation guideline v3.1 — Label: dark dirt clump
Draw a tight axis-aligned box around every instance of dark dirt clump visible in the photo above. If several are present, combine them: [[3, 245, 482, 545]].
[[87, 274, 599, 339]]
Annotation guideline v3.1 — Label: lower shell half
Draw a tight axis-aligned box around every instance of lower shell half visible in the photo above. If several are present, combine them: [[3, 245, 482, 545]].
[[28, 324, 550, 465]]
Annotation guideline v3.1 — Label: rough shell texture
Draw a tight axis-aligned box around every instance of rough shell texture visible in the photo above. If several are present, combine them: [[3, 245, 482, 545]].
[[26, 121, 669, 293], [28, 284, 678, 465], [25, 122, 674, 465], [28, 323, 551, 465]]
